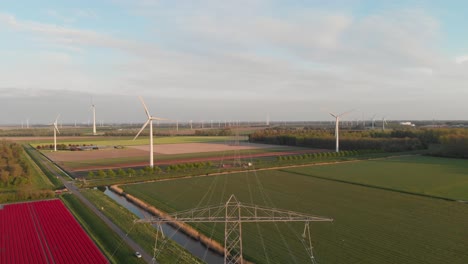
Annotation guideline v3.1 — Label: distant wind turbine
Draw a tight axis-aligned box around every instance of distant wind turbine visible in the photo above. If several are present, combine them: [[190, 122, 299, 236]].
[[371, 114, 377, 130], [91, 100, 97, 135], [52, 115, 60, 152], [133, 96, 167, 168], [382, 117, 388, 131], [329, 110, 353, 152]]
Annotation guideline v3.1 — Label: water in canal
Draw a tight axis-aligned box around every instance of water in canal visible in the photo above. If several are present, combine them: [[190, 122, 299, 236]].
[[103, 187, 224, 264]]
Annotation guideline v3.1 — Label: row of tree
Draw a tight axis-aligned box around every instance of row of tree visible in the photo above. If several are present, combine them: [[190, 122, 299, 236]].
[[87, 161, 214, 179], [0, 141, 30, 187], [250, 133, 422, 152], [0, 190, 55, 203], [276, 149, 381, 161]]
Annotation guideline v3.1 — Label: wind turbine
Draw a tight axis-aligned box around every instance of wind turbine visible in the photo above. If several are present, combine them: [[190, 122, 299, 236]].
[[329, 110, 353, 152], [371, 114, 377, 130], [52, 115, 60, 152], [382, 117, 388, 131], [91, 100, 97, 135], [133, 96, 167, 168]]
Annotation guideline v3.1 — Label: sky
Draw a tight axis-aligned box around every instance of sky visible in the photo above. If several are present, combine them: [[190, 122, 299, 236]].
[[1, 0, 468, 124]]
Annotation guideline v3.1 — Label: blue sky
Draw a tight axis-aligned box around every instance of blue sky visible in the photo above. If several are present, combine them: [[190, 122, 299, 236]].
[[1, 0, 467, 124]]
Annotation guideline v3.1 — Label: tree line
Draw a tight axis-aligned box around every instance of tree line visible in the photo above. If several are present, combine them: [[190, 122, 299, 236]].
[[249, 127, 468, 156]]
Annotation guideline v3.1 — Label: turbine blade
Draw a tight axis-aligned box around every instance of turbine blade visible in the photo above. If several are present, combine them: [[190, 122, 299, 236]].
[[55, 114, 60, 123], [151, 117, 168, 121], [339, 109, 355, 117], [134, 119, 150, 140], [329, 113, 337, 118], [139, 96, 151, 118]]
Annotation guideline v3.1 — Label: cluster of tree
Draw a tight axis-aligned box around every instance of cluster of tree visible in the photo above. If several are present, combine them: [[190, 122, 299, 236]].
[[165, 161, 213, 172], [429, 135, 468, 158], [87, 162, 215, 179], [0, 190, 55, 203], [0, 141, 30, 187], [276, 149, 380, 161], [249, 128, 468, 152], [88, 166, 165, 179], [194, 128, 233, 136], [250, 133, 421, 152], [0, 129, 84, 137]]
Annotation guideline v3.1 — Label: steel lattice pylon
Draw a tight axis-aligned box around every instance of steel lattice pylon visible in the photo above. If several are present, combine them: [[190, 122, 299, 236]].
[[135, 194, 333, 264]]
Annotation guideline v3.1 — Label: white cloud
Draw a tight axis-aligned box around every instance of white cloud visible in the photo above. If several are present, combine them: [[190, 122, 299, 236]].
[[0, 12, 148, 53], [1, 4, 468, 121], [455, 55, 468, 64]]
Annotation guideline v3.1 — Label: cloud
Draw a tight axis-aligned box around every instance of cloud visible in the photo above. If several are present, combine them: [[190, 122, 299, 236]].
[[455, 55, 468, 64], [1, 3, 468, 122], [0, 12, 148, 53]]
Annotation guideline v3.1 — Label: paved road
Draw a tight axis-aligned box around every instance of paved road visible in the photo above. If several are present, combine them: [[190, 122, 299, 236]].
[[32, 148, 154, 264]]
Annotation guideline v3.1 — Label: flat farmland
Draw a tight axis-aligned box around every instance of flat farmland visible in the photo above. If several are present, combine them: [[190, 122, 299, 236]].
[[45, 142, 320, 172], [283, 155, 468, 200], [121, 168, 468, 264], [30, 135, 237, 147], [0, 199, 108, 264]]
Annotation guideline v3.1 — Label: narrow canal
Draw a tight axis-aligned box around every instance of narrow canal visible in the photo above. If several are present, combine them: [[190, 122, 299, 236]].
[[103, 187, 224, 264]]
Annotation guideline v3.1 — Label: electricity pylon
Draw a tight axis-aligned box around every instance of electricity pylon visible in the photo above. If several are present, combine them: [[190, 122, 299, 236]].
[[135, 194, 333, 264]]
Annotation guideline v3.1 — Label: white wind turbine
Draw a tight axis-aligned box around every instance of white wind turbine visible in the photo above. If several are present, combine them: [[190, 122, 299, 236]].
[[91, 100, 97, 135], [382, 116, 388, 131], [329, 110, 353, 152], [52, 115, 60, 152], [133, 96, 167, 168]]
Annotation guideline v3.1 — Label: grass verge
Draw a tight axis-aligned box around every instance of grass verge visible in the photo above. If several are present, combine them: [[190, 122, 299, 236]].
[[80, 189, 203, 264]]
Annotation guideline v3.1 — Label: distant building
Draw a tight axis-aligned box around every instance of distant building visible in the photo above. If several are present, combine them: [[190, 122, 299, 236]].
[[399, 122, 415, 127]]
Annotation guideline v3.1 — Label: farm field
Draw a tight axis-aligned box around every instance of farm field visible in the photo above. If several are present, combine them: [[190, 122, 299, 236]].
[[30, 135, 238, 147], [283, 155, 468, 200], [45, 141, 320, 172], [61, 194, 142, 264], [121, 168, 468, 264], [0, 199, 108, 264]]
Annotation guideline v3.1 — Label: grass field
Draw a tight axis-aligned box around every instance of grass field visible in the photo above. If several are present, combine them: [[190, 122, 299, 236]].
[[282, 155, 468, 201], [121, 164, 468, 264]]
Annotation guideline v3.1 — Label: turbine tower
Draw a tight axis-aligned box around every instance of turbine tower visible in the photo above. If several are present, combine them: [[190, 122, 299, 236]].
[[329, 111, 352, 152], [91, 100, 97, 135], [52, 115, 60, 152], [382, 117, 388, 131], [134, 96, 167, 168]]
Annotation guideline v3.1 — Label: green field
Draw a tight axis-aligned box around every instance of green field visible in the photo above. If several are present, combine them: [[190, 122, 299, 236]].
[[283, 155, 468, 200], [121, 162, 468, 264]]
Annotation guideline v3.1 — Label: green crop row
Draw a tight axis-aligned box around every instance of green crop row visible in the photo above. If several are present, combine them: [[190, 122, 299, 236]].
[[121, 164, 468, 264]]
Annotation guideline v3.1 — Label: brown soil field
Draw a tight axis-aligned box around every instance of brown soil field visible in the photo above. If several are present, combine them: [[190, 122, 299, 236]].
[[128, 142, 272, 154], [46, 147, 148, 162], [44, 142, 328, 172]]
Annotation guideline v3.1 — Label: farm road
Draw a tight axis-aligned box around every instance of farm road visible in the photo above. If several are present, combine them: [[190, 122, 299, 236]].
[[33, 149, 154, 264]]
